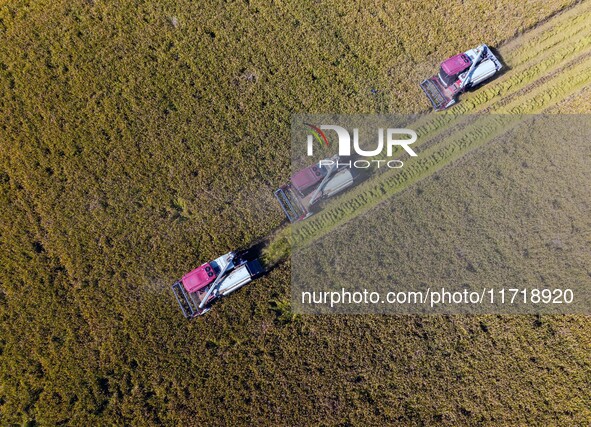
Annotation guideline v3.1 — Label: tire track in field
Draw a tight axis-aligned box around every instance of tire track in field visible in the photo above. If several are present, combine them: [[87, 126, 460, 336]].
[[413, 47, 591, 157], [264, 1, 591, 261], [289, 58, 591, 248], [347, 3, 591, 174]]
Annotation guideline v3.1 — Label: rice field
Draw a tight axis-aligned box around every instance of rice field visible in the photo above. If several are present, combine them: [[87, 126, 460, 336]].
[[1, 0, 590, 425]]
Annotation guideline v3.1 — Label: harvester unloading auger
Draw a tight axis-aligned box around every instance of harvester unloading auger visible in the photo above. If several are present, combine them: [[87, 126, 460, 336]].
[[420, 44, 503, 111]]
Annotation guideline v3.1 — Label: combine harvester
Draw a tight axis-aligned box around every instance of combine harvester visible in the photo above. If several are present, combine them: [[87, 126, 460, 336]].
[[172, 156, 356, 317], [171, 251, 264, 319], [420, 44, 503, 111], [274, 155, 356, 223]]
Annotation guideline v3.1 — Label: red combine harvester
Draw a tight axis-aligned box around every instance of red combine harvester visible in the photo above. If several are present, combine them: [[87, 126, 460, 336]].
[[420, 44, 503, 111], [171, 251, 264, 318], [274, 155, 355, 223]]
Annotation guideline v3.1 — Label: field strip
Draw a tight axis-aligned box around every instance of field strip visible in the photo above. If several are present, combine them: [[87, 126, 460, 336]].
[[366, 36, 591, 168], [499, 1, 591, 68], [263, 2, 591, 263], [287, 58, 591, 247], [413, 48, 591, 155], [369, 5, 591, 164]]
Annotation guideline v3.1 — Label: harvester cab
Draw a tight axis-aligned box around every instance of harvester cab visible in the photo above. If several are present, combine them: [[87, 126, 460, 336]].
[[420, 44, 503, 110]]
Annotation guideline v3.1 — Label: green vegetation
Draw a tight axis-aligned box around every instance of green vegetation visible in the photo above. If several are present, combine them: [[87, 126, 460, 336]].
[[1, 0, 590, 425]]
